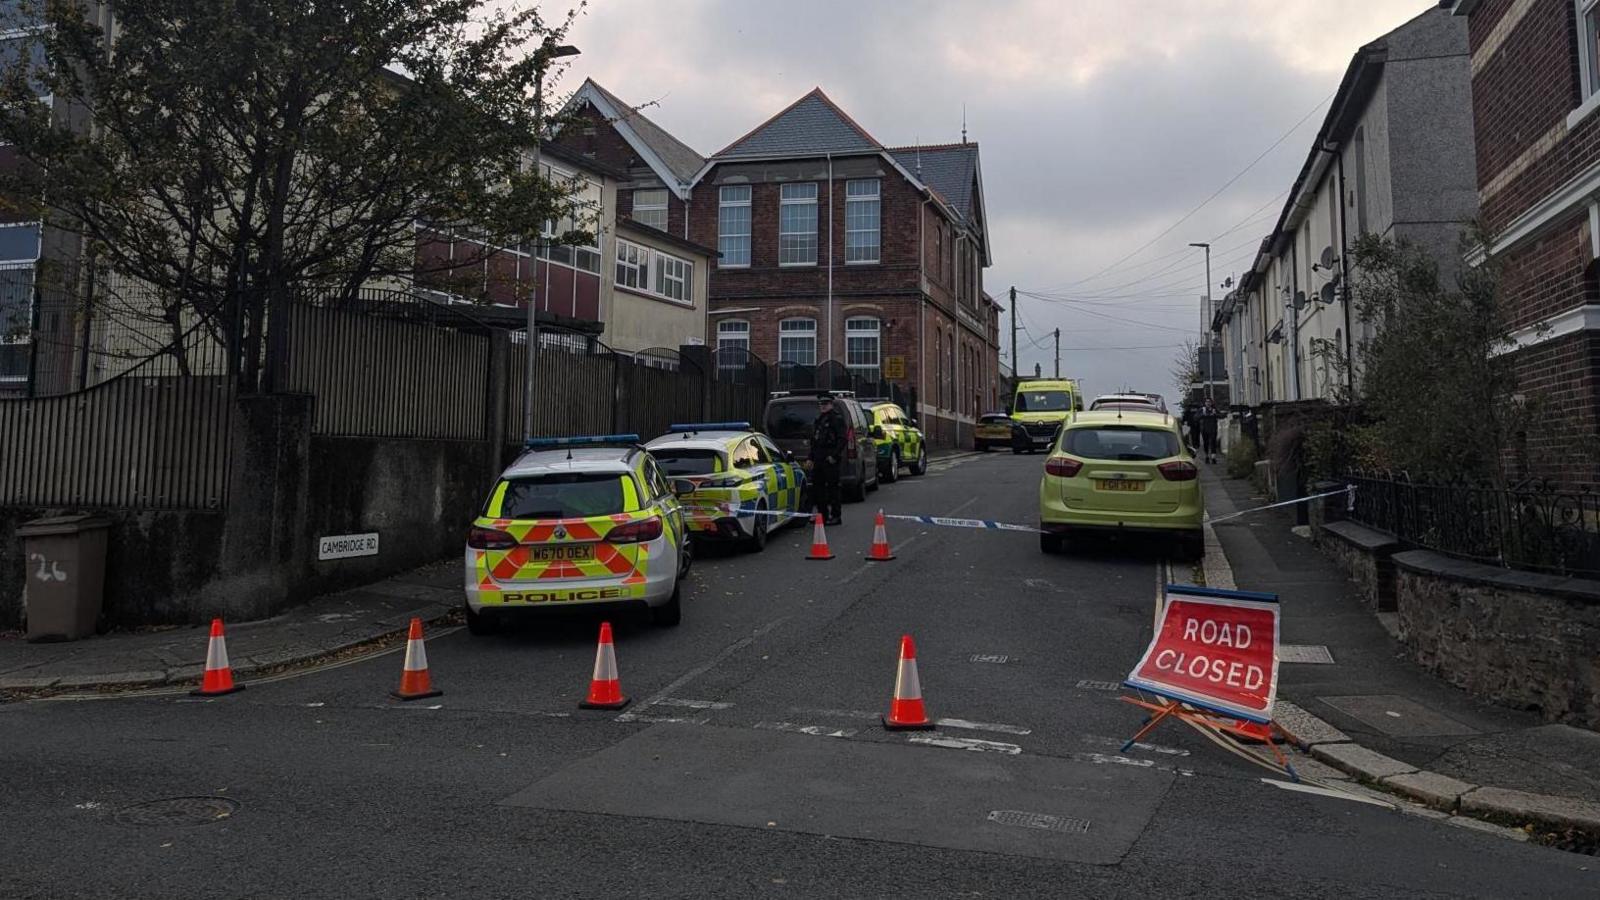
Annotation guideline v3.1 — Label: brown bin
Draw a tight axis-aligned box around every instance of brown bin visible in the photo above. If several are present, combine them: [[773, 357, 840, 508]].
[[16, 514, 111, 642]]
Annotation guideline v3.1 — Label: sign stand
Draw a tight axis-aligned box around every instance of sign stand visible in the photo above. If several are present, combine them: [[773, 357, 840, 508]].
[[1121, 584, 1298, 781]]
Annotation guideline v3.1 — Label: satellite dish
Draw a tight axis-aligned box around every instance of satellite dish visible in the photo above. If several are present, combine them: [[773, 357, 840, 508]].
[[1319, 245, 1337, 269], [1319, 282, 1338, 305], [1293, 290, 1308, 310]]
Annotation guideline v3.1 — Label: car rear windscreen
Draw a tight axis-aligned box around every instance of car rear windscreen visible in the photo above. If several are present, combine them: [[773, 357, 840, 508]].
[[766, 401, 820, 439], [1014, 390, 1071, 412], [979, 414, 1010, 425], [652, 449, 724, 476], [1063, 427, 1179, 461], [497, 473, 625, 519]]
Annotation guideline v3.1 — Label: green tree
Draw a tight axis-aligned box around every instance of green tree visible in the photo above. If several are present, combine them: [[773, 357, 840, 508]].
[[0, 0, 588, 384]]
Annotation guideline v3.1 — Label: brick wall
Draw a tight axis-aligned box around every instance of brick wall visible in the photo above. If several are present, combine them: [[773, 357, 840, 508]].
[[1495, 211, 1596, 329], [1507, 329, 1600, 485]]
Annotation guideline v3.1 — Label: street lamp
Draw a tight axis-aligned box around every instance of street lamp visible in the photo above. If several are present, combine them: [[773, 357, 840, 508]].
[[524, 42, 581, 443], [1189, 242, 1213, 401]]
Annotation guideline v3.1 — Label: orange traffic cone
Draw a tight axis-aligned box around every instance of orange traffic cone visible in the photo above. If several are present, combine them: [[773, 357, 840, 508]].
[[579, 621, 630, 710], [391, 617, 443, 701], [882, 634, 934, 730], [806, 514, 835, 560], [191, 618, 244, 697], [865, 509, 895, 561]]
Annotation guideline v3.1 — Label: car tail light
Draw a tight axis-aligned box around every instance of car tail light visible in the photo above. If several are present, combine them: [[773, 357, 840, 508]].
[[467, 526, 518, 550], [846, 426, 858, 458], [1158, 460, 1199, 481], [607, 516, 663, 544], [1044, 456, 1082, 478]]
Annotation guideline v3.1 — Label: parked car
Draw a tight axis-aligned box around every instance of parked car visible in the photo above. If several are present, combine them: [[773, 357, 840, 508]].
[[645, 424, 806, 553], [1037, 410, 1203, 560], [761, 390, 880, 501], [974, 412, 1013, 451], [860, 399, 927, 482], [1089, 393, 1164, 413]]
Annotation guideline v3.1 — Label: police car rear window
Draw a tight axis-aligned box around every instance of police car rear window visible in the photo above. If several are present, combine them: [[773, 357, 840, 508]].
[[496, 473, 624, 519], [765, 401, 821, 439], [1063, 427, 1179, 462], [652, 449, 723, 476]]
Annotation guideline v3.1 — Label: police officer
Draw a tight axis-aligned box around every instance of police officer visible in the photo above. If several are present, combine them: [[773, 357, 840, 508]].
[[1199, 397, 1221, 464], [810, 392, 848, 526]]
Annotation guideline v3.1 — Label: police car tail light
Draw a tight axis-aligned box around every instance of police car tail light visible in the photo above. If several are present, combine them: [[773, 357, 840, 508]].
[[467, 526, 518, 550], [1158, 460, 1199, 482], [845, 426, 858, 458], [1044, 456, 1082, 478], [607, 516, 663, 544]]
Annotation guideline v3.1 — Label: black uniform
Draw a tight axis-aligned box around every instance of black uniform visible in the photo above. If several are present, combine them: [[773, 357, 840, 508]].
[[810, 404, 848, 525], [1199, 403, 1221, 462]]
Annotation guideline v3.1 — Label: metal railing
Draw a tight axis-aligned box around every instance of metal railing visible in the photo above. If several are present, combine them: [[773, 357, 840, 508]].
[[1346, 472, 1600, 579]]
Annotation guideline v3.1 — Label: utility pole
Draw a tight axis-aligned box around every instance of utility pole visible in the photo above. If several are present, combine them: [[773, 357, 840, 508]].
[[523, 42, 581, 443], [1009, 285, 1018, 387], [1053, 328, 1060, 379], [1189, 241, 1213, 401]]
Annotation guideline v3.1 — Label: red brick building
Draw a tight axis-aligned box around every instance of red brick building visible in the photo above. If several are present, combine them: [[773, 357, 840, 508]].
[[1451, 0, 1600, 484], [682, 88, 1000, 448]]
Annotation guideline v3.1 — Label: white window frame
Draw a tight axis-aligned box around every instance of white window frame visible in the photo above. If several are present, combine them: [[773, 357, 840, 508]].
[[844, 316, 880, 373], [615, 238, 647, 291], [779, 183, 818, 267], [844, 179, 880, 264], [716, 319, 750, 370], [653, 251, 691, 305], [718, 185, 751, 268], [1573, 0, 1600, 127], [632, 188, 669, 231], [778, 317, 817, 366]]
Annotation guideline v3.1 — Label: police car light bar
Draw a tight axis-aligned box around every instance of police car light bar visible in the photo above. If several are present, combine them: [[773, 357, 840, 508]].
[[524, 434, 641, 448], [666, 422, 751, 433]]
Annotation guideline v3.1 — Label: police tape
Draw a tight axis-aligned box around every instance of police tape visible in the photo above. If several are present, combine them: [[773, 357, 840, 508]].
[[1205, 484, 1355, 526], [682, 483, 1358, 535]]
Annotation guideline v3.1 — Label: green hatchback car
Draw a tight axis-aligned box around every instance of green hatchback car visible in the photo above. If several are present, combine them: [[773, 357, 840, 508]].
[[862, 400, 927, 483]]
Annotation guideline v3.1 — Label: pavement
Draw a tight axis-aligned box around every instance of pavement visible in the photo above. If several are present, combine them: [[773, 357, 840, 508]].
[[1202, 466, 1600, 844], [2, 452, 1597, 898]]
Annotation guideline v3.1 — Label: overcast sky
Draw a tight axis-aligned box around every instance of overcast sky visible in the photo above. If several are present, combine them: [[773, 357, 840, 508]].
[[549, 0, 1438, 401]]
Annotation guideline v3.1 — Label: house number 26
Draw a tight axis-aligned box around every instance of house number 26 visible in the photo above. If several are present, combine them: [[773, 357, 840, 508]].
[[29, 553, 68, 583]]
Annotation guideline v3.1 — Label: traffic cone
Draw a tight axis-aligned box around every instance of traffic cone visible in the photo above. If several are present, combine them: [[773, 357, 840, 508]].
[[191, 618, 244, 697], [390, 617, 443, 701], [579, 621, 630, 710], [882, 634, 934, 730], [806, 514, 835, 560], [865, 509, 895, 561]]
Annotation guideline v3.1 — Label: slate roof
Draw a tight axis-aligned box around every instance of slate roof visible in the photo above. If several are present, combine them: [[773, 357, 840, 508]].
[[888, 143, 981, 227], [573, 79, 706, 186], [713, 88, 882, 159]]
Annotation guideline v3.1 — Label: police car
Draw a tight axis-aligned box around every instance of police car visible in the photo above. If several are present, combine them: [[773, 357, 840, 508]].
[[645, 422, 807, 552], [463, 435, 690, 634]]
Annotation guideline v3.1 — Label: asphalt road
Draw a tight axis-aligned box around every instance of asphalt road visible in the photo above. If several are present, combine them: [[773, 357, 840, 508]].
[[3, 453, 1596, 898]]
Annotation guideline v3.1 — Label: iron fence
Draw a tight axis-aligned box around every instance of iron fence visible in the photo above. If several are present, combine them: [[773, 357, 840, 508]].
[[1346, 472, 1600, 579]]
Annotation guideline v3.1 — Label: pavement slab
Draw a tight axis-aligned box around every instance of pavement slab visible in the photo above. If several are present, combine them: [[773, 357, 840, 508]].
[[1274, 700, 1351, 747], [1312, 742, 1419, 780]]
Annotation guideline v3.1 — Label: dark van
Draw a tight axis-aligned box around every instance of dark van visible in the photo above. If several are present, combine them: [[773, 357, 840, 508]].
[[761, 390, 879, 502]]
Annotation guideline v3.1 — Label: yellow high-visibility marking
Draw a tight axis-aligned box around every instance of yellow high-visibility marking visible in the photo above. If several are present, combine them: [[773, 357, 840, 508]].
[[620, 475, 640, 511], [486, 480, 510, 518]]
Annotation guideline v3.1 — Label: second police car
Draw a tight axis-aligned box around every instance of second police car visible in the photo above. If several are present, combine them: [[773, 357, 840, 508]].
[[464, 435, 691, 634], [645, 422, 808, 552]]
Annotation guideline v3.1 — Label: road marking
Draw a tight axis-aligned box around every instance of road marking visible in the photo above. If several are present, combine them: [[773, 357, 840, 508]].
[[789, 706, 880, 721], [617, 713, 711, 725], [908, 735, 1023, 755], [755, 721, 857, 738], [653, 698, 733, 710], [969, 653, 1013, 664], [1075, 679, 1122, 692], [626, 618, 788, 718], [1083, 735, 1190, 756], [936, 718, 1032, 736], [987, 809, 1090, 834], [1260, 778, 1393, 807]]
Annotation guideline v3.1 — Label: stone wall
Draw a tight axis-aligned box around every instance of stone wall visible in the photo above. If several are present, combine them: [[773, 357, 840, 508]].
[[1317, 521, 1401, 612], [1393, 550, 1600, 730]]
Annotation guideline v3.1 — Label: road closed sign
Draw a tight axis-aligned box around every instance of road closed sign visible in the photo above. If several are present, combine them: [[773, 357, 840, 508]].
[[1125, 585, 1280, 723]]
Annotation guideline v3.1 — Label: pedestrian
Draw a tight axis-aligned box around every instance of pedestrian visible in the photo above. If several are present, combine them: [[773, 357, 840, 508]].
[[1199, 397, 1221, 464], [810, 392, 847, 526]]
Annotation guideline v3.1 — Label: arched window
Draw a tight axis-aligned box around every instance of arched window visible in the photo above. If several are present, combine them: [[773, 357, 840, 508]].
[[778, 318, 817, 366], [716, 320, 750, 371], [845, 317, 880, 376]]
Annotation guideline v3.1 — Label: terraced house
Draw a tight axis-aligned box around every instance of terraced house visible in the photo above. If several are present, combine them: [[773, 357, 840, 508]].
[[686, 89, 1002, 449]]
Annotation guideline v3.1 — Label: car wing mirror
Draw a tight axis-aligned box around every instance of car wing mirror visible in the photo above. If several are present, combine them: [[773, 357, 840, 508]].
[[670, 478, 696, 497]]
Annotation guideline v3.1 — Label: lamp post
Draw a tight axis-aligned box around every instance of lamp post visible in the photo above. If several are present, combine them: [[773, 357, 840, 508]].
[[524, 42, 581, 444], [1189, 241, 1213, 401]]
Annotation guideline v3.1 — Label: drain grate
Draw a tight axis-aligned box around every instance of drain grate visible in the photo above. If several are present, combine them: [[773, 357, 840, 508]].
[[987, 809, 1089, 834], [115, 797, 239, 828], [1279, 644, 1335, 664], [1076, 679, 1122, 692], [969, 654, 1013, 664]]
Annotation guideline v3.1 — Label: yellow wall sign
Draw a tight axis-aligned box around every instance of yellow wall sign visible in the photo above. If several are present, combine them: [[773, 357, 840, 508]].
[[883, 356, 906, 379]]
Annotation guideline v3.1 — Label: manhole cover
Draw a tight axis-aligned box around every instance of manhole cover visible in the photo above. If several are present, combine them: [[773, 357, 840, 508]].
[[970, 654, 1012, 664], [987, 809, 1089, 834], [1279, 644, 1334, 664], [1318, 694, 1479, 737], [1076, 680, 1122, 692], [115, 797, 239, 828]]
